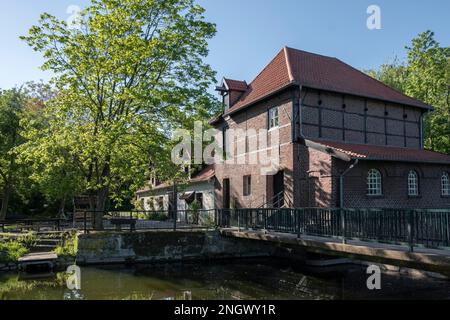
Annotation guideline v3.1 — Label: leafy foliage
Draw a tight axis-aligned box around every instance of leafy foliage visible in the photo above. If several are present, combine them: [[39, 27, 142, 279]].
[[53, 232, 78, 259], [20, 0, 220, 224], [0, 240, 29, 263], [366, 31, 450, 153]]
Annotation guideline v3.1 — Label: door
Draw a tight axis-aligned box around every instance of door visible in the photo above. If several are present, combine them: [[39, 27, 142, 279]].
[[223, 179, 230, 209], [273, 171, 285, 208]]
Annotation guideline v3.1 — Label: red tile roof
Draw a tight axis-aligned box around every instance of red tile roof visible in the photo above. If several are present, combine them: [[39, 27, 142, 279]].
[[309, 139, 450, 164], [190, 165, 215, 183], [227, 49, 294, 115], [225, 47, 431, 115], [224, 78, 248, 92], [136, 165, 215, 194]]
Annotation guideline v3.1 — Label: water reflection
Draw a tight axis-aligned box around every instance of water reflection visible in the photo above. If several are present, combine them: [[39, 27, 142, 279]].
[[0, 259, 449, 300]]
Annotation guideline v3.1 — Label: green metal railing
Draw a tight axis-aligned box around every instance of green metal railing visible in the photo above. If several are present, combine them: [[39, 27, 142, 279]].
[[216, 208, 450, 251], [75, 209, 216, 233]]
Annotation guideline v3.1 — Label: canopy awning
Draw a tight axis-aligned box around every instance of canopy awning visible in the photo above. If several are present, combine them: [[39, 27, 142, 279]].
[[179, 191, 195, 202]]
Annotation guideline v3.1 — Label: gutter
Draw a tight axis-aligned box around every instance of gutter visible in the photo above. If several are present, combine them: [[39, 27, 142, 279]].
[[339, 159, 359, 208]]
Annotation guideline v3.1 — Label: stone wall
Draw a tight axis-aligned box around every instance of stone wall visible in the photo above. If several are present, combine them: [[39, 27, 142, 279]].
[[76, 231, 276, 265]]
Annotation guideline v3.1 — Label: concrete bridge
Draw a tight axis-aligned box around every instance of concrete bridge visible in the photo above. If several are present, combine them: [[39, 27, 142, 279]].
[[216, 208, 450, 276]]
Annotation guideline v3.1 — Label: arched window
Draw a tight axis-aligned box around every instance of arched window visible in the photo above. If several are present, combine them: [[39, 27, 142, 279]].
[[367, 169, 382, 196], [441, 172, 450, 196], [408, 171, 419, 196]]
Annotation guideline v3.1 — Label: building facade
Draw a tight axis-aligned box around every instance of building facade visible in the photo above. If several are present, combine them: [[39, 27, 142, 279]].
[[136, 165, 216, 212], [211, 47, 450, 209]]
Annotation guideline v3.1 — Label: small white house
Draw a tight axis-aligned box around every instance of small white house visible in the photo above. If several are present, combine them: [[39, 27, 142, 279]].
[[136, 166, 216, 212]]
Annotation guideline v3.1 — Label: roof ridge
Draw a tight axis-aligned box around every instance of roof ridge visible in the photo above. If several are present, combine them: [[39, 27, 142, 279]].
[[285, 46, 338, 60], [224, 77, 247, 84], [284, 46, 295, 82]]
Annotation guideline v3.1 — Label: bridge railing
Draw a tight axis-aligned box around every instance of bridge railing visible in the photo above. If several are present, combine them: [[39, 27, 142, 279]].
[[73, 209, 216, 233], [216, 208, 450, 251]]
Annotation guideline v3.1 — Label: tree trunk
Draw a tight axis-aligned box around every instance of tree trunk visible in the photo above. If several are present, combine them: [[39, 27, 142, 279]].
[[58, 195, 66, 218], [93, 186, 109, 230], [0, 185, 11, 221]]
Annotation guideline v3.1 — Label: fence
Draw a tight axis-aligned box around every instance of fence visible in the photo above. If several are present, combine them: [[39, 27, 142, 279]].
[[73, 209, 216, 233], [0, 218, 67, 233], [216, 208, 450, 251], [3, 208, 450, 251]]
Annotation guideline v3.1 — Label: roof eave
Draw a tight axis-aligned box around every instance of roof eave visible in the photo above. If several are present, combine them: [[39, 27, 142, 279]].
[[209, 114, 224, 125], [301, 84, 433, 111], [303, 139, 352, 162], [352, 157, 450, 165], [225, 81, 299, 116]]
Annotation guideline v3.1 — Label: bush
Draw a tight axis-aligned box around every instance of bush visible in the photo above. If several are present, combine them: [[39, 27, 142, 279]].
[[17, 233, 38, 249], [148, 212, 168, 221], [53, 232, 78, 259], [0, 241, 29, 263]]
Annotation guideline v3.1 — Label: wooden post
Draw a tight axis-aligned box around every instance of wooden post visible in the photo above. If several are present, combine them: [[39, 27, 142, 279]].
[[173, 182, 177, 232]]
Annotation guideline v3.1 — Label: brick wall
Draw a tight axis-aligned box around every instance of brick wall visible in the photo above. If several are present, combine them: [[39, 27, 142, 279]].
[[293, 151, 450, 209], [214, 89, 295, 208], [212, 85, 447, 210], [294, 144, 339, 208], [301, 88, 423, 148], [340, 160, 450, 209]]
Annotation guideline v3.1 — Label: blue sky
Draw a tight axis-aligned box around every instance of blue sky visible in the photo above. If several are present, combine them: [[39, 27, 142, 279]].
[[0, 0, 449, 90]]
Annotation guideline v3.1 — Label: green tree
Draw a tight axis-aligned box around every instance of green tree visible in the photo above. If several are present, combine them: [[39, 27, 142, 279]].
[[365, 57, 408, 93], [404, 31, 450, 153], [0, 89, 26, 220], [366, 31, 450, 153], [21, 0, 218, 229]]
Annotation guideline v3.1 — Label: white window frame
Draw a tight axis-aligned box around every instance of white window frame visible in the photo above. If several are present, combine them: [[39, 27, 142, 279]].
[[407, 170, 419, 196], [442, 172, 450, 196], [268, 107, 279, 130], [367, 169, 382, 196]]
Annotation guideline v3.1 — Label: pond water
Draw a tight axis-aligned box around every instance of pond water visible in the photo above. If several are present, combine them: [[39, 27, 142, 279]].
[[0, 259, 449, 300]]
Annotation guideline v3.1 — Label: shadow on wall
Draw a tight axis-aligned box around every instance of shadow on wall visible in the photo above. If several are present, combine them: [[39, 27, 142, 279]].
[[314, 158, 334, 207], [298, 146, 333, 208], [284, 168, 294, 207]]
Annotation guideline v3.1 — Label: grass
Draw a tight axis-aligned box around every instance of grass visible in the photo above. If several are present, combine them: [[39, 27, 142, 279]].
[[0, 241, 29, 264], [53, 232, 78, 259]]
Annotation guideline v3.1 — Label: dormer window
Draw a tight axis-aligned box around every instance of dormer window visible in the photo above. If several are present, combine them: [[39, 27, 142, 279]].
[[268, 106, 279, 129], [216, 78, 247, 110]]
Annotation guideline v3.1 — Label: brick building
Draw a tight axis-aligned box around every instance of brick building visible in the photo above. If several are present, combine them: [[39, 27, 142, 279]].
[[211, 47, 450, 209]]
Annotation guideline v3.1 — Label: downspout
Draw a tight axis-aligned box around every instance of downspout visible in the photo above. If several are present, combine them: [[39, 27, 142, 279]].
[[339, 159, 359, 209], [297, 85, 304, 140]]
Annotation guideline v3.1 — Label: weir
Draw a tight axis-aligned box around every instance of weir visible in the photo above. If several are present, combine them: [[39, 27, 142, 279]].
[[75, 229, 450, 277]]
